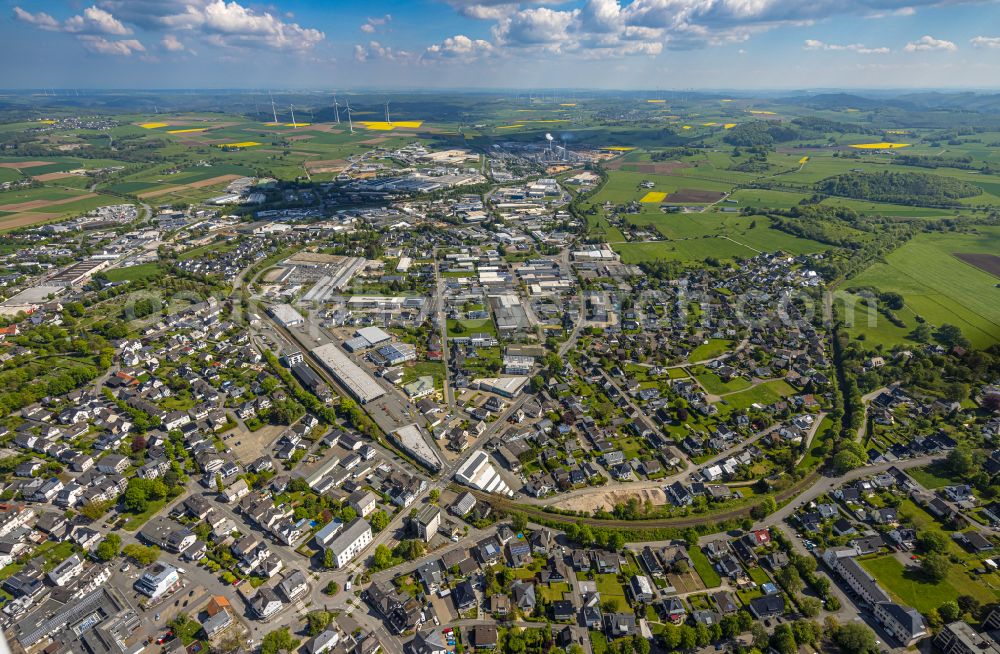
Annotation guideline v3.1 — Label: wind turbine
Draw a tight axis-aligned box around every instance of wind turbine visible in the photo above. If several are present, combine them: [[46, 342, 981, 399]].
[[384, 100, 392, 126], [289, 104, 298, 128], [333, 93, 341, 124], [268, 91, 278, 124], [346, 99, 354, 134]]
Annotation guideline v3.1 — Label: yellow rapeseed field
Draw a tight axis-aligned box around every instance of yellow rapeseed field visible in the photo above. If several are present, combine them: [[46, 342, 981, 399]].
[[139, 122, 169, 129], [724, 123, 737, 129], [799, 156, 809, 164], [602, 146, 635, 151], [849, 142, 911, 149], [702, 122, 718, 126], [640, 191, 667, 203], [681, 125, 692, 130], [167, 128, 208, 134], [217, 142, 261, 148], [748, 110, 777, 116], [646, 99, 666, 103], [37, 120, 56, 125], [497, 124, 524, 129], [358, 120, 424, 131], [285, 123, 311, 127]]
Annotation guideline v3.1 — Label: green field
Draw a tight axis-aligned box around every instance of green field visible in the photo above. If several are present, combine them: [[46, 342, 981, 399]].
[[860, 555, 997, 613], [689, 339, 735, 362], [690, 547, 722, 588], [721, 379, 797, 410], [841, 227, 1000, 348], [104, 263, 164, 283]]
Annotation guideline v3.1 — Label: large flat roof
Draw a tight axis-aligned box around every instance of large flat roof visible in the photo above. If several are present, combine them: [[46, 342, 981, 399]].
[[312, 343, 385, 404]]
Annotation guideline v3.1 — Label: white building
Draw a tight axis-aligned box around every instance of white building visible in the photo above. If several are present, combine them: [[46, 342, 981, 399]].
[[454, 451, 512, 497], [134, 563, 180, 599], [326, 518, 372, 568]]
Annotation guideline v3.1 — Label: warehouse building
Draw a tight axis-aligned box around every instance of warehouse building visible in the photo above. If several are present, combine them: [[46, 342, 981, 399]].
[[312, 343, 385, 404], [270, 303, 305, 328]]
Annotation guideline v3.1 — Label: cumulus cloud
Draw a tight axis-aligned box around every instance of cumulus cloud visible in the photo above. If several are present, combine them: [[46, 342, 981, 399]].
[[904, 34, 957, 51], [162, 34, 186, 51], [12, 7, 61, 30], [803, 39, 890, 54], [971, 35, 1000, 48], [64, 6, 131, 35], [423, 34, 495, 60], [361, 14, 392, 33], [353, 40, 413, 62], [92, 0, 324, 50], [15, 5, 130, 35], [78, 35, 145, 55]]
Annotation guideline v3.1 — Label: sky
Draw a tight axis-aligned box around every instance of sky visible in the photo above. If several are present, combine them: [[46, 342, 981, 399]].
[[2, 0, 1000, 90]]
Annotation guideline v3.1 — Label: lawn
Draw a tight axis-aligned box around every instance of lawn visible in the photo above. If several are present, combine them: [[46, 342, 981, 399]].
[[907, 463, 960, 490], [105, 263, 164, 283], [448, 318, 497, 337], [860, 555, 997, 613], [721, 379, 797, 411], [694, 370, 751, 395], [689, 339, 735, 362], [594, 573, 628, 611], [123, 498, 169, 531], [690, 547, 722, 588], [539, 582, 571, 602]]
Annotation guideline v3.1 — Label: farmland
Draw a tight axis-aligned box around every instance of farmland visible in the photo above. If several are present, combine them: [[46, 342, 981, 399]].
[[839, 227, 1000, 348]]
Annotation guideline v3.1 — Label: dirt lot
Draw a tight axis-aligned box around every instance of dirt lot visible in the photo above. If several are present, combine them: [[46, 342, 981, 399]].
[[0, 161, 54, 169], [955, 252, 1000, 278], [666, 569, 705, 594], [669, 188, 727, 203], [137, 174, 243, 199], [553, 486, 667, 512], [223, 423, 285, 462], [305, 159, 348, 174], [0, 192, 96, 212]]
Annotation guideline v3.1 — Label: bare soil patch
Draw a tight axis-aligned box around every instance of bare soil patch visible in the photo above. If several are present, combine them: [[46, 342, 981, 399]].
[[0, 161, 54, 169], [287, 134, 314, 141], [669, 188, 727, 203], [955, 252, 1000, 278], [553, 486, 666, 512], [137, 174, 242, 199], [32, 172, 79, 182], [635, 161, 691, 174], [0, 193, 96, 212], [0, 212, 60, 229], [361, 137, 390, 145]]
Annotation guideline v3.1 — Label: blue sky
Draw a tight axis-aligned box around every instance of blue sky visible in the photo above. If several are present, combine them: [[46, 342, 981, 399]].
[[2, 0, 1000, 89]]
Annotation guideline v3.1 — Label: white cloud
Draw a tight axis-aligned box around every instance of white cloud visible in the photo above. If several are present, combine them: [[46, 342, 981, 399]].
[[804, 39, 890, 54], [12, 7, 61, 31], [162, 34, 186, 51], [904, 34, 957, 51], [353, 40, 413, 62], [93, 0, 324, 51], [15, 5, 130, 35], [361, 14, 392, 33], [971, 36, 1000, 49], [64, 6, 131, 35], [423, 34, 495, 60], [78, 35, 145, 55]]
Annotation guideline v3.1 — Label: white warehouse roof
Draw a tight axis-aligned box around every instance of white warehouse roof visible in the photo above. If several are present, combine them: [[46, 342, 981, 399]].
[[312, 343, 385, 404]]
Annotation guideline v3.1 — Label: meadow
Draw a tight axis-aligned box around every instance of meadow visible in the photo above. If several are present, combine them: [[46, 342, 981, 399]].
[[840, 227, 1000, 348]]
